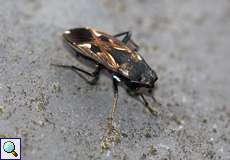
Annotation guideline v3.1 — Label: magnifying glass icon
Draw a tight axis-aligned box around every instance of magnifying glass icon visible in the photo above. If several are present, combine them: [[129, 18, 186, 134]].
[[3, 141, 18, 157]]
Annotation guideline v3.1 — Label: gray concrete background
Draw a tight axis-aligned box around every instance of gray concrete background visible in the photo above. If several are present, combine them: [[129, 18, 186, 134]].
[[0, 0, 230, 159]]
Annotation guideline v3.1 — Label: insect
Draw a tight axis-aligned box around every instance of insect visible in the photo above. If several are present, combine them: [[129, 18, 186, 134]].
[[53, 27, 158, 134]]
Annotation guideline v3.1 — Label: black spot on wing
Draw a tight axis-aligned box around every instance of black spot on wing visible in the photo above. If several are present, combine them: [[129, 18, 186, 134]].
[[65, 28, 93, 44], [91, 44, 101, 53]]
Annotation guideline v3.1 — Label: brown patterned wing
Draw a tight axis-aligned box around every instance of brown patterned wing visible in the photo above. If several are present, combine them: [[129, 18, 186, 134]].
[[63, 28, 120, 71], [75, 42, 120, 71], [63, 28, 142, 75]]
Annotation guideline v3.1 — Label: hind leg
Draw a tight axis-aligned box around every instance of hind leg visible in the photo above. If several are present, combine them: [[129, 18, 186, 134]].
[[113, 31, 139, 51], [51, 63, 101, 85]]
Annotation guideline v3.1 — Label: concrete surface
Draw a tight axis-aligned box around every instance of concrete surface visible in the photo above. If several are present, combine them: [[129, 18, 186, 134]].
[[0, 0, 230, 159]]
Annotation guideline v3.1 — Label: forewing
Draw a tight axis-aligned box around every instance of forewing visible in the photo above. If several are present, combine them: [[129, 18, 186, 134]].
[[75, 42, 119, 71], [63, 28, 143, 76], [92, 29, 144, 78]]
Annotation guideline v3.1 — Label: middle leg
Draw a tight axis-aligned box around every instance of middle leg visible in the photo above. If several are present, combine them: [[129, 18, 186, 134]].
[[107, 75, 119, 134]]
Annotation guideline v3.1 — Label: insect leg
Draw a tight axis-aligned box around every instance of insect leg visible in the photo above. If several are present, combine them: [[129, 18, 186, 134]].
[[51, 63, 101, 85], [113, 31, 131, 38], [140, 94, 158, 116], [107, 76, 119, 134], [113, 31, 132, 43], [113, 31, 139, 51]]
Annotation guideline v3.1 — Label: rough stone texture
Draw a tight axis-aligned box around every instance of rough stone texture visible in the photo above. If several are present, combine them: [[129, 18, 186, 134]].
[[0, 0, 230, 159]]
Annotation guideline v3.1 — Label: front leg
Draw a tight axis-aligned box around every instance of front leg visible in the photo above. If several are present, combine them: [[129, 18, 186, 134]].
[[140, 94, 159, 116]]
